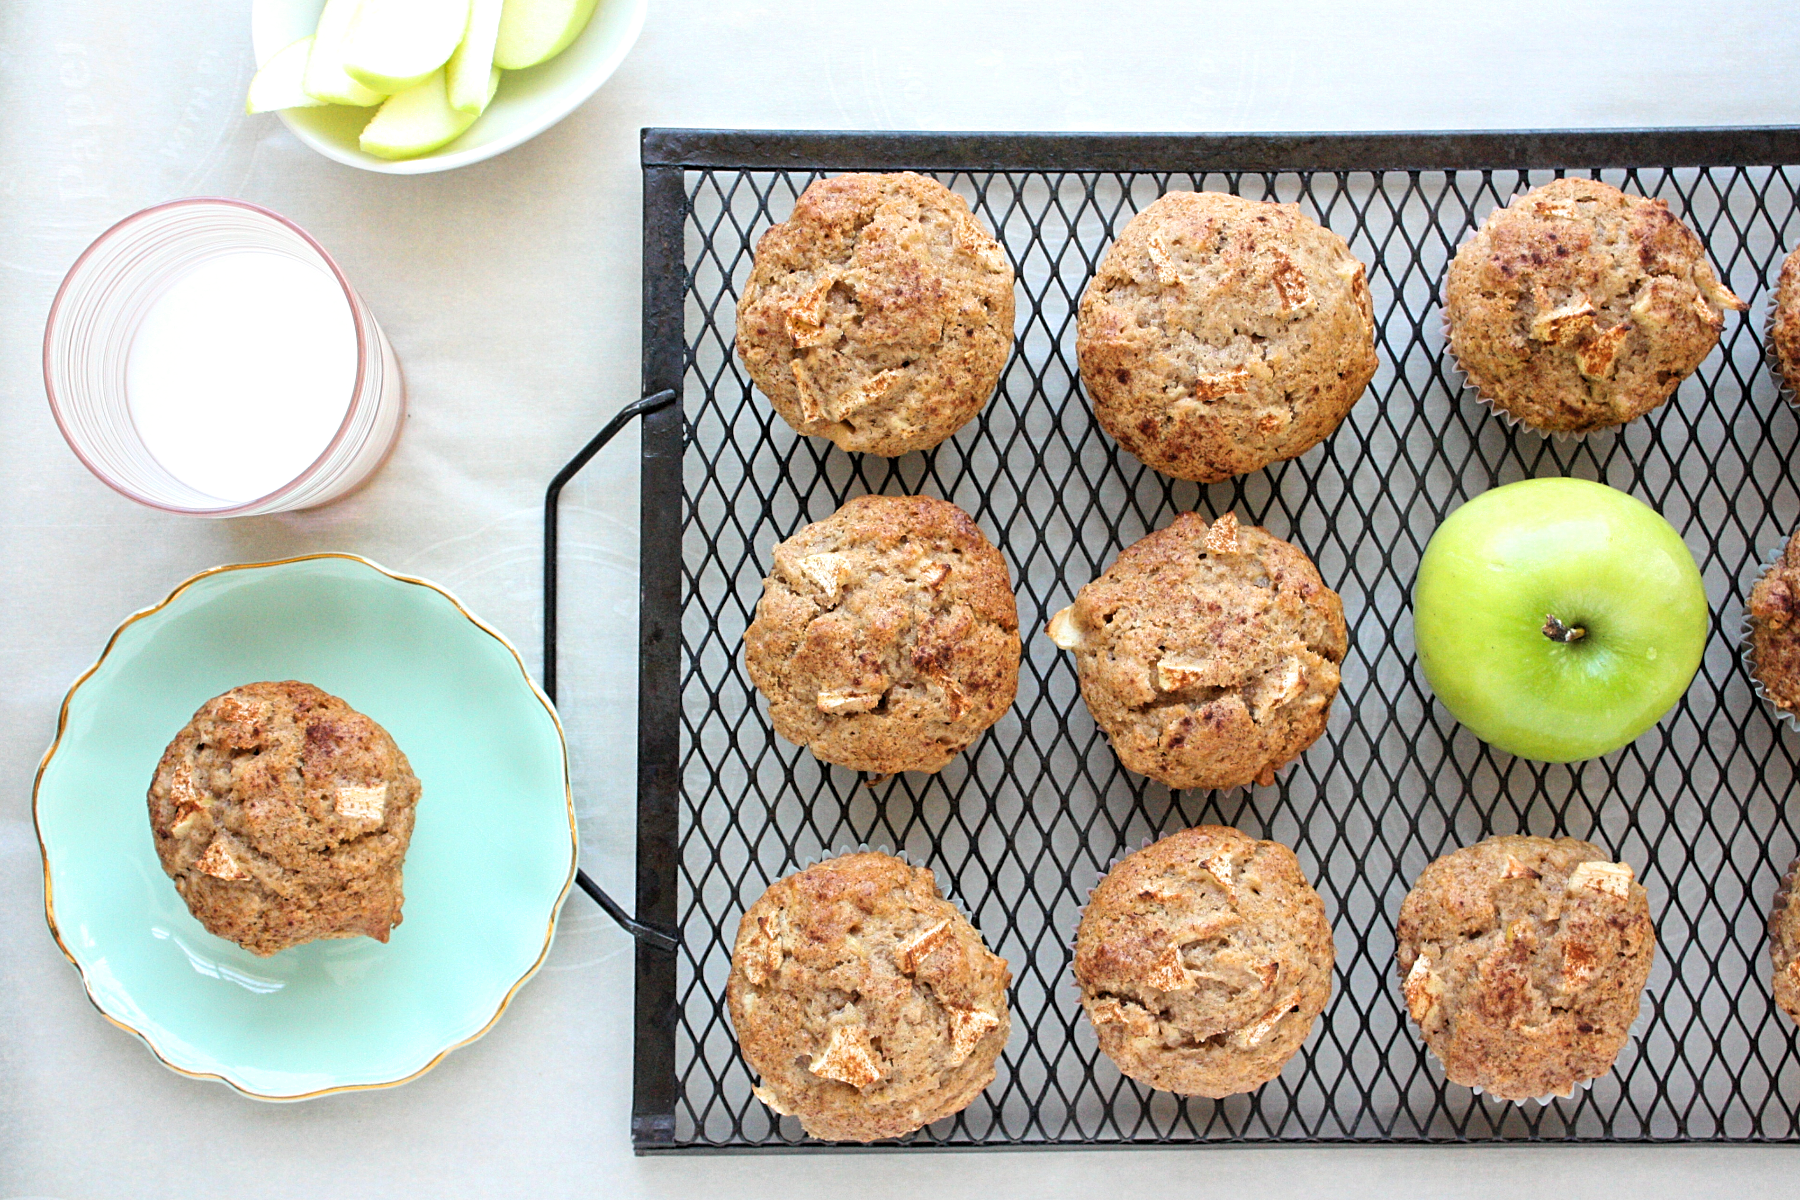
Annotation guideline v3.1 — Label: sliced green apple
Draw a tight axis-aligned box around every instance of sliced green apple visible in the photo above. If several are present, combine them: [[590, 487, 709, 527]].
[[247, 37, 329, 114], [358, 66, 498, 160], [493, 0, 599, 70], [304, 0, 387, 106], [447, 0, 506, 115], [344, 0, 472, 94]]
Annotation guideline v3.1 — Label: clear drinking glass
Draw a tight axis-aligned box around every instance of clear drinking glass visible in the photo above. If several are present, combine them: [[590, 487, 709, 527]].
[[43, 197, 405, 517]]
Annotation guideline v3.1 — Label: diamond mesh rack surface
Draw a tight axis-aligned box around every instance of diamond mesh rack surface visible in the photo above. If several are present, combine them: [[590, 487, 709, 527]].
[[546, 128, 1800, 1152]]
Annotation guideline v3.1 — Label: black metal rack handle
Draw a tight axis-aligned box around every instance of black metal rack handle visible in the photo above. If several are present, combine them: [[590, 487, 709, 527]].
[[544, 388, 681, 953], [575, 867, 679, 952]]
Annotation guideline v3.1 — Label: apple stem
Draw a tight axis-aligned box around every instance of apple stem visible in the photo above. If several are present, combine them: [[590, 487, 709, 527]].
[[1543, 614, 1587, 644]]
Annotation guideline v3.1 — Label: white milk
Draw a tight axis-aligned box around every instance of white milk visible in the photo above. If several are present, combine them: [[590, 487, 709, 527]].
[[126, 252, 358, 505]]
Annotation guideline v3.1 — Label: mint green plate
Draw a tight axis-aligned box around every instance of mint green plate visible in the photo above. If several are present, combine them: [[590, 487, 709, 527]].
[[33, 555, 576, 1100]]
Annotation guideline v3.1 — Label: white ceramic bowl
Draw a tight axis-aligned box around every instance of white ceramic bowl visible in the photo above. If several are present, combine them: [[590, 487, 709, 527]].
[[250, 0, 646, 175]]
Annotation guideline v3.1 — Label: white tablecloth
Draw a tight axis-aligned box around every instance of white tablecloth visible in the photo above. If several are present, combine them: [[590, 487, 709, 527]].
[[3, 2, 1796, 1194]]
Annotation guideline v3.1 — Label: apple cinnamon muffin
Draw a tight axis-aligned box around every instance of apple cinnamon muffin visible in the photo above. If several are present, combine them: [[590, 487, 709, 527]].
[[1772, 858, 1800, 1026], [1764, 246, 1800, 395], [736, 171, 1016, 456], [743, 494, 1021, 775], [1076, 190, 1377, 483], [1046, 512, 1346, 791], [1074, 825, 1334, 1097], [1768, 247, 1800, 394], [1746, 528, 1800, 718], [1445, 178, 1745, 435], [727, 852, 1011, 1142], [147, 681, 421, 957], [1396, 835, 1655, 1102]]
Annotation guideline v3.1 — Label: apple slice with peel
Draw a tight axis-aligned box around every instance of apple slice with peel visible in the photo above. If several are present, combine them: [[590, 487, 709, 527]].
[[447, 0, 506, 115], [247, 37, 329, 114], [359, 67, 499, 160], [305, 0, 387, 106], [493, 0, 600, 70], [344, 0, 472, 94]]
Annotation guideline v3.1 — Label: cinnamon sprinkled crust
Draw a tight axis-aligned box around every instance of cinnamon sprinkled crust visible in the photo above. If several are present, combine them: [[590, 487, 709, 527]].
[[1445, 178, 1744, 435], [736, 172, 1016, 456], [1076, 191, 1377, 483], [146, 681, 421, 957], [1046, 512, 1346, 791], [743, 495, 1021, 775], [1395, 835, 1655, 1102], [1749, 529, 1800, 716], [1771, 858, 1800, 1027], [1074, 826, 1334, 1097], [726, 852, 1011, 1142]]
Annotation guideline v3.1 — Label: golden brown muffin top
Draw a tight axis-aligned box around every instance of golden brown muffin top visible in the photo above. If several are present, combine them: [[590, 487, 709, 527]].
[[1445, 178, 1743, 435], [736, 171, 1015, 456], [147, 681, 420, 957], [1048, 512, 1346, 791], [744, 494, 1020, 776], [726, 852, 1011, 1142], [1074, 825, 1334, 1098], [1395, 834, 1655, 1102], [1076, 190, 1376, 483]]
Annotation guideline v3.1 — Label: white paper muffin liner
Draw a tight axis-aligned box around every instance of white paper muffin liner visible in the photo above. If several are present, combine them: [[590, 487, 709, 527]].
[[1737, 541, 1800, 735], [1440, 308, 1618, 443]]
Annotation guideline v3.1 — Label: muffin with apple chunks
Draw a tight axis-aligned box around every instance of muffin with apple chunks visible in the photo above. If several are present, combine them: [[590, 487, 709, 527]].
[[1745, 528, 1800, 720], [1046, 512, 1346, 791], [743, 494, 1020, 775], [1771, 858, 1800, 1026], [1445, 178, 1744, 435], [147, 681, 421, 957], [727, 852, 1011, 1142], [1396, 835, 1655, 1102], [1076, 190, 1376, 483], [1074, 825, 1334, 1097], [1767, 246, 1800, 394], [736, 171, 1016, 456]]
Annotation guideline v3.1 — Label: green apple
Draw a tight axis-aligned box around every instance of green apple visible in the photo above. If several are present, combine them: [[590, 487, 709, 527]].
[[358, 66, 498, 160], [493, 0, 600, 70], [344, 0, 472, 94], [447, 0, 506, 115], [1412, 476, 1708, 763], [303, 0, 388, 106], [246, 37, 328, 114]]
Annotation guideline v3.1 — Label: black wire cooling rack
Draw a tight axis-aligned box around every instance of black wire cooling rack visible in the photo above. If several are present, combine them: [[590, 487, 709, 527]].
[[545, 128, 1800, 1152]]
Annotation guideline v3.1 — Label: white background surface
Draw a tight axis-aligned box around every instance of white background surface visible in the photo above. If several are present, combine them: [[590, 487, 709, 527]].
[[3, 2, 1799, 1195]]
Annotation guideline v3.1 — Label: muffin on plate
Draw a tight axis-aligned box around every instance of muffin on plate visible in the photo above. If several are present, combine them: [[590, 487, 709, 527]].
[[1444, 178, 1745, 435], [1772, 858, 1800, 1026], [743, 494, 1020, 775], [1074, 825, 1334, 1097], [1746, 529, 1800, 720], [1395, 834, 1655, 1102], [147, 681, 421, 957], [727, 852, 1011, 1142], [1045, 511, 1346, 791], [736, 171, 1016, 456], [1076, 190, 1377, 483]]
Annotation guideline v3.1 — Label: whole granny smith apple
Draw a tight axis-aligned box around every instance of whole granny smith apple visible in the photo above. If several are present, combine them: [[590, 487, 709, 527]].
[[1413, 477, 1708, 763]]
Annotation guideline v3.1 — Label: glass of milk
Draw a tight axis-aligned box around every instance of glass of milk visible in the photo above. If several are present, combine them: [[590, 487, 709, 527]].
[[44, 198, 404, 516]]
